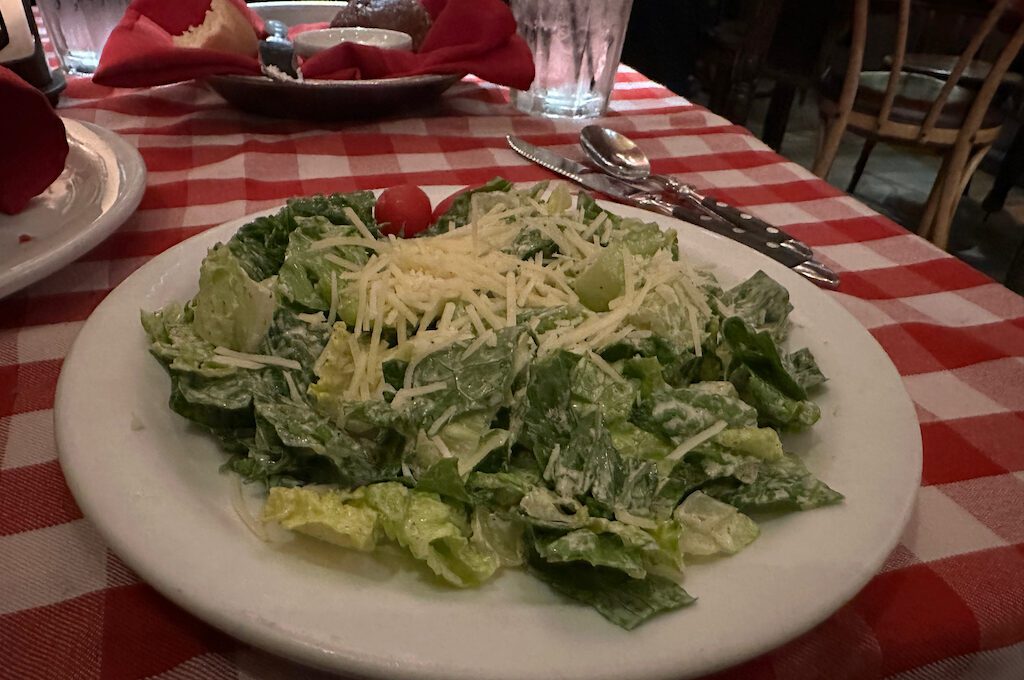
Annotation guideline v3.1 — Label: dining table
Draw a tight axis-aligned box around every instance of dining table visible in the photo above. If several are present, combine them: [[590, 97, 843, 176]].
[[2, 40, 1024, 679]]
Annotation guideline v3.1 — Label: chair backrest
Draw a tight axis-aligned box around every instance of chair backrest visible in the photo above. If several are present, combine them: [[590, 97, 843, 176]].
[[833, 0, 1024, 143]]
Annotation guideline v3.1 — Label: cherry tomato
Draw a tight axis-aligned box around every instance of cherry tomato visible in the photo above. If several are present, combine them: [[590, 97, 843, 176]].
[[375, 184, 432, 237]]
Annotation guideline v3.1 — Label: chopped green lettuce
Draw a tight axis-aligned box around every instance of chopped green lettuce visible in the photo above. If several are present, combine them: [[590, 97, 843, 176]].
[[721, 270, 792, 342], [633, 383, 758, 442], [673, 491, 760, 556], [570, 355, 637, 422], [191, 245, 275, 353], [708, 454, 844, 512], [263, 486, 379, 550], [275, 217, 371, 312], [527, 552, 695, 630], [363, 482, 499, 587]]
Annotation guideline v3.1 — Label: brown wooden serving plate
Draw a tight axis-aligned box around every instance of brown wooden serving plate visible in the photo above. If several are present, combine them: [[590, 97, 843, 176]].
[[206, 72, 465, 120]]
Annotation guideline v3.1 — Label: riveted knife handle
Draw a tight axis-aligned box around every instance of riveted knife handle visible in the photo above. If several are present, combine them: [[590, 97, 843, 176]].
[[634, 195, 839, 289], [643, 173, 815, 259]]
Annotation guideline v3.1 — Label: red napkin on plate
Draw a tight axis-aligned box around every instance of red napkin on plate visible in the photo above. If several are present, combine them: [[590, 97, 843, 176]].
[[300, 0, 532, 87], [93, 0, 533, 90], [0, 67, 69, 215], [93, 0, 264, 87]]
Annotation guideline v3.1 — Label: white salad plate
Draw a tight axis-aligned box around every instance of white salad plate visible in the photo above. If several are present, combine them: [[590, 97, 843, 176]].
[[55, 186, 922, 680], [0, 119, 146, 299]]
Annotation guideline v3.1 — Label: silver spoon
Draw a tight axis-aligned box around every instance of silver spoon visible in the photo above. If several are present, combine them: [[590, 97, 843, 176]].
[[580, 125, 684, 193], [579, 126, 814, 259]]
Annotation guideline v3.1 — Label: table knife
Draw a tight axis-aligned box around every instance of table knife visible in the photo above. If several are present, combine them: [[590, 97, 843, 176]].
[[507, 135, 839, 289], [630, 174, 815, 260]]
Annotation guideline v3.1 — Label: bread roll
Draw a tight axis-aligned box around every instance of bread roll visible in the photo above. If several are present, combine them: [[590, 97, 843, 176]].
[[172, 0, 259, 57], [331, 0, 432, 50]]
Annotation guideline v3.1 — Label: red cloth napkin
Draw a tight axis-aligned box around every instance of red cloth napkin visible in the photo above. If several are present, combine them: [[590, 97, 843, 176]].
[[93, 0, 264, 87], [0, 67, 69, 215], [94, 0, 533, 90]]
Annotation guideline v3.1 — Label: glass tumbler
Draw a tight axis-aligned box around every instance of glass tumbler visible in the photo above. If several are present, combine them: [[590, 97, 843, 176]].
[[509, 0, 634, 119], [36, 0, 132, 75]]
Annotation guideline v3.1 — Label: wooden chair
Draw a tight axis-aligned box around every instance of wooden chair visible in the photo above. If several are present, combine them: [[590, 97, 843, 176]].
[[812, 0, 1024, 250]]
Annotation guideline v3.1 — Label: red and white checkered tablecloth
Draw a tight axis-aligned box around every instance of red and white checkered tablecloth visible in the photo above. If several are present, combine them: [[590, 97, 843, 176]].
[[2, 65, 1023, 680]]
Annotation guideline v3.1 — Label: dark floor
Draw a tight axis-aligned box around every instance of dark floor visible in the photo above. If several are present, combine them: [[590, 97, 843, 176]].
[[738, 91, 1024, 285]]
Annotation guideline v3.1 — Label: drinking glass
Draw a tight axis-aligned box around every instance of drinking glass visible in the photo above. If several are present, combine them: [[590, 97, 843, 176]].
[[509, 0, 634, 119], [36, 0, 132, 75]]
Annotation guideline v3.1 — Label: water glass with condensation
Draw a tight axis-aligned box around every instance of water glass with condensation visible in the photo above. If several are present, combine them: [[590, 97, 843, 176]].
[[509, 0, 634, 119], [36, 0, 132, 75]]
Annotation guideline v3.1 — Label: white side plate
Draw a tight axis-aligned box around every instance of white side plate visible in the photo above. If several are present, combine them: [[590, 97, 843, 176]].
[[0, 119, 146, 299], [55, 187, 921, 680]]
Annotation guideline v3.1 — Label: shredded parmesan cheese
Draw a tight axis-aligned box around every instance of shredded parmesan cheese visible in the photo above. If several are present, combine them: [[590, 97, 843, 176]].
[[214, 347, 302, 370], [665, 421, 729, 461], [295, 182, 720, 402], [296, 311, 326, 324], [326, 271, 338, 327], [431, 435, 454, 459], [283, 371, 302, 401], [688, 306, 703, 357], [428, 405, 460, 437], [322, 253, 361, 271], [343, 206, 376, 242], [391, 381, 448, 408]]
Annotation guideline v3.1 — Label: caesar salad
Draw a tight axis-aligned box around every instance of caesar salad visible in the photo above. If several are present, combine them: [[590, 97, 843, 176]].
[[141, 179, 842, 629]]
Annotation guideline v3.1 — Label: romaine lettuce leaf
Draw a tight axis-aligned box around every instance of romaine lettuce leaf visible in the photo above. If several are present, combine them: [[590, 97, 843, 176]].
[[191, 245, 275, 353], [472, 508, 525, 566], [511, 349, 580, 470], [633, 383, 758, 442], [722, 316, 806, 401], [785, 347, 827, 392], [413, 410, 510, 478], [621, 356, 667, 397], [168, 371, 257, 450], [507, 225, 558, 261], [253, 396, 401, 488], [610, 217, 678, 259], [570, 355, 637, 423], [403, 326, 531, 433], [227, 192, 379, 281], [275, 216, 370, 312], [527, 551, 695, 630], [519, 487, 590, 530], [534, 526, 652, 578], [608, 420, 674, 460], [263, 486, 379, 550], [730, 365, 821, 431], [363, 482, 499, 587], [708, 454, 844, 512], [309, 324, 375, 423], [142, 303, 236, 378], [416, 458, 473, 503], [626, 279, 706, 351], [712, 427, 784, 461], [673, 491, 760, 556], [615, 456, 661, 516], [468, 469, 540, 508], [600, 334, 699, 387], [260, 309, 331, 390], [545, 410, 623, 510], [721, 270, 792, 342]]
